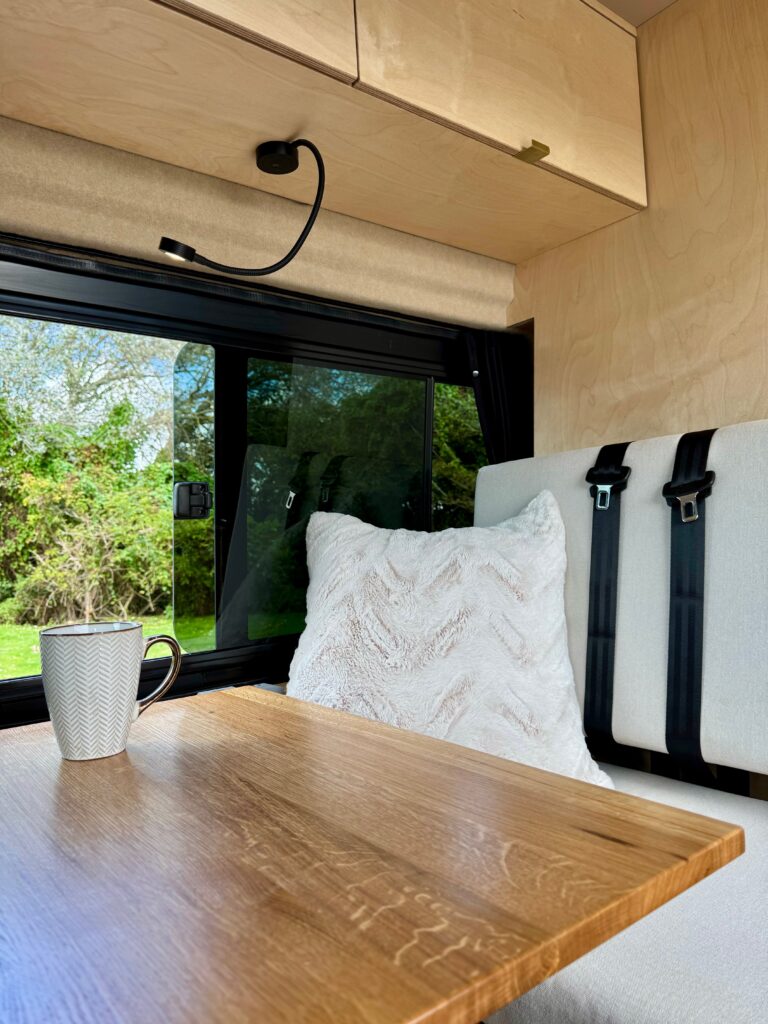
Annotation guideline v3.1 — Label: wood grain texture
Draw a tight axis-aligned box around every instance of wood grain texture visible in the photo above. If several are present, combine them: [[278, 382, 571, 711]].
[[152, 0, 358, 81], [0, 687, 742, 1024], [355, 0, 646, 206], [0, 0, 638, 264], [508, 0, 768, 454]]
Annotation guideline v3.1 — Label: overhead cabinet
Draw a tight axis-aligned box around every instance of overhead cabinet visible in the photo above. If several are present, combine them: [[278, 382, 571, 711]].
[[355, 0, 646, 207], [0, 0, 646, 264]]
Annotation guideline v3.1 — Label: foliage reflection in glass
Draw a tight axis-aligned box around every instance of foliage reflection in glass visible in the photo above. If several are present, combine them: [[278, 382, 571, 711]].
[[225, 359, 427, 642]]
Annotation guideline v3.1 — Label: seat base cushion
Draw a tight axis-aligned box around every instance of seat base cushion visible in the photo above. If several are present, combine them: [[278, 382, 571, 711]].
[[488, 767, 768, 1024]]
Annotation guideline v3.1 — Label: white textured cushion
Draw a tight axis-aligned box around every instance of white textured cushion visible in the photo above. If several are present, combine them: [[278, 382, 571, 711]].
[[287, 491, 611, 787], [488, 768, 768, 1024]]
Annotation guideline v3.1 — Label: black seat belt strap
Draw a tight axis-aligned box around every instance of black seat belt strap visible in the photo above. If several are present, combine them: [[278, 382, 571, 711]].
[[662, 429, 717, 761], [584, 442, 632, 748]]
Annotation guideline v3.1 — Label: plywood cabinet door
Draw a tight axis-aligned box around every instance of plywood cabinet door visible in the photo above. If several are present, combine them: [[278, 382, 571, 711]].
[[158, 0, 358, 81], [355, 0, 646, 207]]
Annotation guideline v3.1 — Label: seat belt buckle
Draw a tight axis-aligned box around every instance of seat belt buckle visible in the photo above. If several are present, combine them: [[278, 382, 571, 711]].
[[586, 465, 631, 511], [662, 470, 715, 523], [285, 489, 296, 510]]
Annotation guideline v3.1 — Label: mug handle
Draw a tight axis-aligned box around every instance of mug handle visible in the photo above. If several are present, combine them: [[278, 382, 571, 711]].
[[133, 635, 183, 719]]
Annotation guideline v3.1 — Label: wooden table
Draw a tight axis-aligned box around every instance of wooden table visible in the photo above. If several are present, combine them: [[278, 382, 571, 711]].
[[0, 688, 743, 1024]]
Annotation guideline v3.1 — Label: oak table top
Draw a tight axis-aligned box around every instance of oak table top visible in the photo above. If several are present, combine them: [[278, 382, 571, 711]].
[[0, 687, 743, 1024]]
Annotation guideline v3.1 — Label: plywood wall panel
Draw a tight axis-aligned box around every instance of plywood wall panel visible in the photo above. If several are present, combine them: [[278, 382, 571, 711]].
[[509, 0, 768, 454]]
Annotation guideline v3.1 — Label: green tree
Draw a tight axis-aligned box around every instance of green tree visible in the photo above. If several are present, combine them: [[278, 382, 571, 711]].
[[0, 317, 185, 627], [0, 399, 41, 604], [0, 316, 182, 452], [6, 403, 173, 624]]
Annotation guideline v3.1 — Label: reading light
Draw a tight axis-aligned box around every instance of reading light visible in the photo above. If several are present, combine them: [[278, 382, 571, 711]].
[[158, 138, 324, 277], [159, 237, 196, 262]]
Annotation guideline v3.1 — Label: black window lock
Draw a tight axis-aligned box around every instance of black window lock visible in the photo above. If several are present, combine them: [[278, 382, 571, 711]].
[[173, 482, 213, 520]]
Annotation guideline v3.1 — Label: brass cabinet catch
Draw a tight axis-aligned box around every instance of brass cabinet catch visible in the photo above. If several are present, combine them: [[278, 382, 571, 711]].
[[514, 140, 550, 164]]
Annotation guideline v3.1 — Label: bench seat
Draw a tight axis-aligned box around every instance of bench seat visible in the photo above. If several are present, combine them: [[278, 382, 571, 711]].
[[489, 767, 768, 1024]]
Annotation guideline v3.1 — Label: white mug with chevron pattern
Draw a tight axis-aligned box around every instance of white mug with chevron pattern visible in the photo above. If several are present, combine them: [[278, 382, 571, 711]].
[[40, 622, 182, 761]]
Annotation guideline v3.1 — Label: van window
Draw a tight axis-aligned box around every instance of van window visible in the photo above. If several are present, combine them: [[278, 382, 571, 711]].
[[0, 313, 486, 682]]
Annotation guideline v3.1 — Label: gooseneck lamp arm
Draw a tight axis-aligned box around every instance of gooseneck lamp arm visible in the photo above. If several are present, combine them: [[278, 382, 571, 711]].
[[158, 139, 324, 276]]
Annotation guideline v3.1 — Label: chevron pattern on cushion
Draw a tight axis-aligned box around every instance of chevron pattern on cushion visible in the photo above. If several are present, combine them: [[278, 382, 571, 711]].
[[287, 491, 610, 787]]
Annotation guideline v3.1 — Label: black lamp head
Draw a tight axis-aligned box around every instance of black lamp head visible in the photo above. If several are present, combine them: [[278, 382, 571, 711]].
[[256, 140, 300, 175], [159, 236, 197, 263]]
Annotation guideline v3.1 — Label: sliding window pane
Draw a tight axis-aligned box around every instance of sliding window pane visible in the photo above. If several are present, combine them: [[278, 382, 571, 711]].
[[219, 359, 428, 645]]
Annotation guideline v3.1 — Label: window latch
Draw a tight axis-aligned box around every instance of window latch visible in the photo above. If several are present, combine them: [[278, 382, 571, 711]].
[[173, 481, 213, 520]]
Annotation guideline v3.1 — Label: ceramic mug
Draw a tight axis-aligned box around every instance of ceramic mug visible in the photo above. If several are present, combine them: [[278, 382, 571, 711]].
[[40, 621, 182, 761]]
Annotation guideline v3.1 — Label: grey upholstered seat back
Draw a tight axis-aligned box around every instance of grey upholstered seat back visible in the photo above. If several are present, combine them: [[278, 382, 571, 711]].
[[474, 419, 768, 774]]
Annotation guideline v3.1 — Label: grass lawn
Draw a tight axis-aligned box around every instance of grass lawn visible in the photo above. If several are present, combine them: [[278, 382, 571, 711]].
[[0, 614, 177, 680], [0, 612, 302, 679]]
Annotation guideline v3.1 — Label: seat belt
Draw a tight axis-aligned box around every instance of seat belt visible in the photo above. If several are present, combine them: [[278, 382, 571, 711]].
[[662, 429, 716, 761], [584, 443, 632, 748]]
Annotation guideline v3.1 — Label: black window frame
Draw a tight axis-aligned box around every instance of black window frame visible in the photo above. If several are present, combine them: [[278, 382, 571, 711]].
[[0, 234, 532, 727]]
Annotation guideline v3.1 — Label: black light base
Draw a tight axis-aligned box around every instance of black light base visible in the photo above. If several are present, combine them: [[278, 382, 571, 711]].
[[255, 140, 300, 175]]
